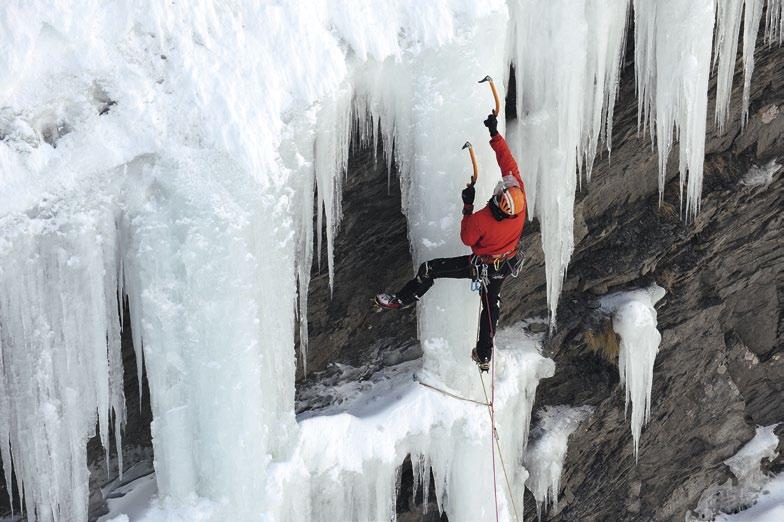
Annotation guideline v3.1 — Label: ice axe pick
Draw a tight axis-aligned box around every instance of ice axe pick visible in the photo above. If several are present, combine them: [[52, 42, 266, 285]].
[[462, 141, 478, 185], [478, 75, 501, 117]]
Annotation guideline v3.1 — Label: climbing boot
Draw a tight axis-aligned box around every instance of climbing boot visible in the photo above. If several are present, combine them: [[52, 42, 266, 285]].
[[471, 348, 490, 372], [373, 293, 406, 311]]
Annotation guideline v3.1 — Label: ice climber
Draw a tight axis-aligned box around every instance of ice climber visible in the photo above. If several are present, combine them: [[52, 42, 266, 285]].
[[375, 113, 527, 371]]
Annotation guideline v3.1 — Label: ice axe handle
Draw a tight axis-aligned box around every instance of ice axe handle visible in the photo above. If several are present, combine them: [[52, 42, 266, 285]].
[[462, 142, 478, 185], [479, 76, 501, 117]]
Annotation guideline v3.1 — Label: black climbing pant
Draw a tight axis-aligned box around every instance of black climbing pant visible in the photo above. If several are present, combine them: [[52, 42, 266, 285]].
[[396, 255, 512, 362]]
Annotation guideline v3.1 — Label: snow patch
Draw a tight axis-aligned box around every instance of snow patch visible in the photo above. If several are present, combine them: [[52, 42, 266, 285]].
[[689, 424, 781, 521]]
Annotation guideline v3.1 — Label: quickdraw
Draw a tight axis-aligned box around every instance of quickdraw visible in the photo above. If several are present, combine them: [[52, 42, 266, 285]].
[[509, 250, 525, 278], [470, 257, 490, 292]]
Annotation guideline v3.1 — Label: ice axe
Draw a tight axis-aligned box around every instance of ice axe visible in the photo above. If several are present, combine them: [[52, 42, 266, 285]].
[[462, 141, 478, 185], [479, 75, 501, 117]]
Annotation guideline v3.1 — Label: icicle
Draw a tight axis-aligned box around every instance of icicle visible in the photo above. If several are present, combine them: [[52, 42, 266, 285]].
[[0, 195, 125, 522], [714, 0, 744, 132], [314, 85, 354, 295], [765, 0, 784, 44], [601, 285, 666, 459], [742, 0, 765, 126], [524, 405, 594, 517], [634, 0, 715, 218], [282, 107, 318, 372], [508, 0, 630, 325]]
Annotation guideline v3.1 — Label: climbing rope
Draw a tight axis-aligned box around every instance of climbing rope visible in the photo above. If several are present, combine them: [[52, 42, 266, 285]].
[[414, 375, 489, 407], [477, 279, 521, 522], [478, 369, 521, 522]]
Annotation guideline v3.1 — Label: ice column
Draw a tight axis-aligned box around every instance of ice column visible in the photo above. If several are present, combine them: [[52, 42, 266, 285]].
[[601, 285, 666, 458], [0, 195, 125, 522], [634, 0, 716, 217], [121, 151, 298, 520], [356, 5, 511, 390]]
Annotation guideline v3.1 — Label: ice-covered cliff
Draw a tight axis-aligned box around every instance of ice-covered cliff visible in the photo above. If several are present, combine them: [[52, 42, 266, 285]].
[[0, 1, 782, 521]]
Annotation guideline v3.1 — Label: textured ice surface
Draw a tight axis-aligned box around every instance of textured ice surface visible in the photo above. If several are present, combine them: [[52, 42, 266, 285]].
[[635, 0, 716, 218], [524, 405, 594, 517], [0, 183, 126, 522], [601, 285, 666, 459], [0, 1, 778, 520]]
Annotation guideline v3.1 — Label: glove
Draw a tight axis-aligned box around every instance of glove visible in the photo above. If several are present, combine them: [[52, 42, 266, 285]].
[[461, 183, 475, 205], [483, 113, 498, 136]]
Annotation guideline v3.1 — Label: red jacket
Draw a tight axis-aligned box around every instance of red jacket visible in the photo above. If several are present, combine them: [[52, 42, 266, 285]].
[[460, 134, 526, 257]]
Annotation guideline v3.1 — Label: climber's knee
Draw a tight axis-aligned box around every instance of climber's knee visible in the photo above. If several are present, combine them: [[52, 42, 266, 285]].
[[415, 261, 431, 282]]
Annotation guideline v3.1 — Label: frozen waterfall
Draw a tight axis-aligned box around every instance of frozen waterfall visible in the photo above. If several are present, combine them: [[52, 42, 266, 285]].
[[0, 0, 778, 520]]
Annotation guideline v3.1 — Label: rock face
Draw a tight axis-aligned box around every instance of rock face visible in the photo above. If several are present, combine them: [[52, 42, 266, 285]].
[[0, 24, 781, 522]]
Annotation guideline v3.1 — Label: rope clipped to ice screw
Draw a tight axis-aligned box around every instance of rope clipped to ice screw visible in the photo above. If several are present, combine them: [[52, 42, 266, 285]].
[[477, 283, 521, 522]]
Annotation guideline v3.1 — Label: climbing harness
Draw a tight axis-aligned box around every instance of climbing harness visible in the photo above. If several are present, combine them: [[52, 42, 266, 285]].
[[470, 259, 489, 292], [470, 249, 519, 292]]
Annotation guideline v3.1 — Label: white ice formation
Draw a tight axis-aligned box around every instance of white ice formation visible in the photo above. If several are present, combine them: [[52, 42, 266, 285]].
[[601, 285, 666, 459], [689, 424, 782, 521], [523, 405, 594, 517], [0, 1, 778, 521]]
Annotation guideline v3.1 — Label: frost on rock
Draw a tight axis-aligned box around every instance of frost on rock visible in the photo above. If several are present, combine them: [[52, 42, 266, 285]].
[[600, 285, 666, 458], [689, 424, 781, 521], [740, 159, 782, 186], [524, 405, 594, 517]]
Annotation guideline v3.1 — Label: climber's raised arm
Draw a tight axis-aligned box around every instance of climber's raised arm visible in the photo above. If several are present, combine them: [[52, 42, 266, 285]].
[[484, 114, 523, 189]]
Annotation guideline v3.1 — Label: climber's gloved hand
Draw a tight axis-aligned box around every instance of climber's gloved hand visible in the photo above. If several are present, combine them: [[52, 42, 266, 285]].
[[461, 183, 475, 205], [483, 113, 498, 137]]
